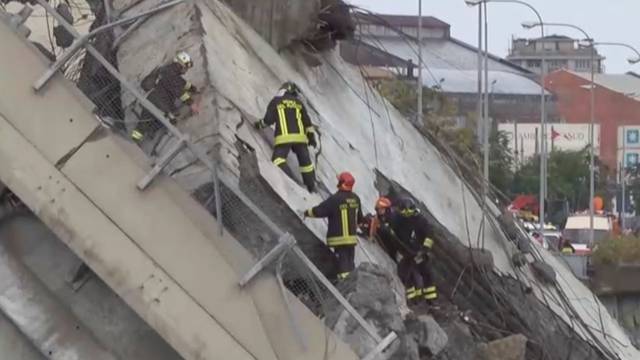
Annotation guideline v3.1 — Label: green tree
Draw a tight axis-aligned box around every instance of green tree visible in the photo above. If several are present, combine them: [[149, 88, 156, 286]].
[[489, 128, 514, 197], [512, 147, 609, 212], [378, 79, 514, 197]]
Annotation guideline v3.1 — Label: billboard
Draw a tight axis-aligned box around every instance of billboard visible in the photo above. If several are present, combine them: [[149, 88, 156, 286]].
[[498, 123, 600, 162]]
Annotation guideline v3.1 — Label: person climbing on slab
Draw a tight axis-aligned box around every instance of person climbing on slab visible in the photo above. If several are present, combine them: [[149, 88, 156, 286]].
[[255, 81, 317, 192], [391, 197, 439, 308], [131, 51, 199, 143], [362, 197, 425, 304], [304, 172, 363, 280]]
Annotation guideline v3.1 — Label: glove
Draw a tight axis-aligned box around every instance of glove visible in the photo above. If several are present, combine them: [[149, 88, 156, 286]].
[[254, 120, 265, 129], [166, 112, 177, 125], [308, 132, 317, 148], [414, 250, 428, 264], [190, 102, 200, 115], [190, 84, 200, 94]]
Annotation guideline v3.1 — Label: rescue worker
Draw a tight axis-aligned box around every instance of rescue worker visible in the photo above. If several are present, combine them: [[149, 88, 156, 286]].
[[391, 197, 438, 306], [131, 51, 198, 142], [255, 82, 317, 192], [560, 238, 576, 255], [304, 172, 363, 280], [363, 197, 423, 304], [362, 197, 400, 260]]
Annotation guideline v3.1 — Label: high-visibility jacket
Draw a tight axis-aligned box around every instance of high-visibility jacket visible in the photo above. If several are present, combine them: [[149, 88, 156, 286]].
[[142, 62, 195, 117], [561, 245, 575, 255], [306, 190, 363, 247], [391, 212, 436, 255], [261, 94, 314, 146]]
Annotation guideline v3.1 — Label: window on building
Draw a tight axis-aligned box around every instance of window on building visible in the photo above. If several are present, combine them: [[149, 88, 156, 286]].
[[548, 60, 568, 69], [527, 59, 541, 68], [575, 59, 591, 70]]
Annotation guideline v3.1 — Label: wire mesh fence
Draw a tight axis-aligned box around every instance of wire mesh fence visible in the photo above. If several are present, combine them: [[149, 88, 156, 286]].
[[24, 0, 397, 355]]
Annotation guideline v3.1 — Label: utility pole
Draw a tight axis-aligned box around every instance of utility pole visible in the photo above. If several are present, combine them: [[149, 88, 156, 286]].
[[476, 5, 483, 144], [417, 0, 423, 125]]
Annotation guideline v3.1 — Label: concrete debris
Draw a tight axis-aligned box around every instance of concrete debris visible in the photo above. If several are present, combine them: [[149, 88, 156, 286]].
[[405, 315, 448, 356], [436, 318, 482, 360], [516, 236, 532, 254], [511, 252, 528, 268], [478, 334, 528, 360], [325, 263, 417, 359], [531, 260, 557, 285]]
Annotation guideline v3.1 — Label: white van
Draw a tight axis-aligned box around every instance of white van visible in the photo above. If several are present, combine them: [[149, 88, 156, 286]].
[[563, 215, 611, 255]]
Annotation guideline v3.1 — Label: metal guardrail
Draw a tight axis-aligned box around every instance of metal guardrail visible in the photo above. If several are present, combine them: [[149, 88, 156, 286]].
[[21, 0, 398, 357]]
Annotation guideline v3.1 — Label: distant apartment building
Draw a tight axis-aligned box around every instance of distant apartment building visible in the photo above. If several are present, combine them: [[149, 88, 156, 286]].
[[507, 35, 605, 74]]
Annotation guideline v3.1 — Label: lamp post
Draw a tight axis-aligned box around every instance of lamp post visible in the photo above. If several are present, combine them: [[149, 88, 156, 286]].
[[465, 0, 546, 233], [417, 0, 424, 127], [592, 42, 640, 230], [524, 22, 596, 244]]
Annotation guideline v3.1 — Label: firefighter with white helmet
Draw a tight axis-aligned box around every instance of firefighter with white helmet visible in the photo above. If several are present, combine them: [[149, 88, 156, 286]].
[[132, 51, 198, 142]]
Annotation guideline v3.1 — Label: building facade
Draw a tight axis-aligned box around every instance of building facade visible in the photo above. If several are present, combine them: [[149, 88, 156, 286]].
[[341, 14, 551, 126], [545, 70, 640, 172], [507, 35, 605, 74]]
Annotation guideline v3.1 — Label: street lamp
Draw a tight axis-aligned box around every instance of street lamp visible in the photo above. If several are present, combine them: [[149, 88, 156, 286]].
[[465, 0, 547, 235], [417, 0, 423, 125], [524, 21, 596, 244], [592, 42, 640, 230]]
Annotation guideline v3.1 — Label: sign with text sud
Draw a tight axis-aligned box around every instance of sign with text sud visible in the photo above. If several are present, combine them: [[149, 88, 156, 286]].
[[498, 123, 600, 161]]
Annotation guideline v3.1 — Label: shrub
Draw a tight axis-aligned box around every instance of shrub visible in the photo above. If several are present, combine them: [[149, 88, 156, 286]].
[[592, 235, 640, 265]]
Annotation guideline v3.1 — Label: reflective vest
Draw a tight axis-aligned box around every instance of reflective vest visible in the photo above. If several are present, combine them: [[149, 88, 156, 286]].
[[262, 94, 314, 145], [306, 190, 363, 247]]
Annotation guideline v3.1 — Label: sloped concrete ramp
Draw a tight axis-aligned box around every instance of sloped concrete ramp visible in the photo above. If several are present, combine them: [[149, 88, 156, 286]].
[[0, 18, 356, 360]]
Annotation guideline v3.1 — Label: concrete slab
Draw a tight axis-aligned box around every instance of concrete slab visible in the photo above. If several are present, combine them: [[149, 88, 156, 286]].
[[0, 112, 254, 360]]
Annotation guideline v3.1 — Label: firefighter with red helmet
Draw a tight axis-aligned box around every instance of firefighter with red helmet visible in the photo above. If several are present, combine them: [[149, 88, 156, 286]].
[[304, 172, 363, 280]]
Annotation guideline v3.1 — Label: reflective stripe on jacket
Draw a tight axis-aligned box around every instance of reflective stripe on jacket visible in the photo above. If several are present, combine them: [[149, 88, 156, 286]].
[[306, 190, 363, 247], [263, 94, 313, 145]]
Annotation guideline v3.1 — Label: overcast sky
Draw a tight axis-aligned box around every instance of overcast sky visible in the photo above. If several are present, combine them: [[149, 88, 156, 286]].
[[350, 0, 640, 74]]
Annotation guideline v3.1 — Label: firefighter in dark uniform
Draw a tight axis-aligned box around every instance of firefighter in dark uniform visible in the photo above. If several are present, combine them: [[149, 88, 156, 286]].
[[362, 197, 423, 303], [391, 198, 438, 306], [256, 82, 317, 192], [305, 172, 362, 280], [363, 197, 400, 259], [131, 51, 198, 142]]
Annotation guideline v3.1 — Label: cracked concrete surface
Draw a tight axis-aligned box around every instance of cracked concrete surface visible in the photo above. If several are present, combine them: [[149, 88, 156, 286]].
[[113, 0, 640, 358]]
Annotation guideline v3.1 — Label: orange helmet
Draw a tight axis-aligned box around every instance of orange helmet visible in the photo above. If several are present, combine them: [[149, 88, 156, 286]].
[[337, 172, 355, 191], [375, 197, 392, 210]]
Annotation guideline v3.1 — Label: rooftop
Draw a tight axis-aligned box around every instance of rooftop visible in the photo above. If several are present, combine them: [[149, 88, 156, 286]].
[[423, 68, 547, 95], [569, 71, 640, 100], [355, 13, 450, 30]]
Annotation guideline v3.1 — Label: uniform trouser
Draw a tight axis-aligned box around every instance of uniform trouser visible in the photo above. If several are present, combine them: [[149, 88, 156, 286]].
[[132, 111, 170, 142], [416, 258, 437, 303], [398, 256, 424, 302], [272, 144, 315, 192], [333, 245, 355, 280]]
